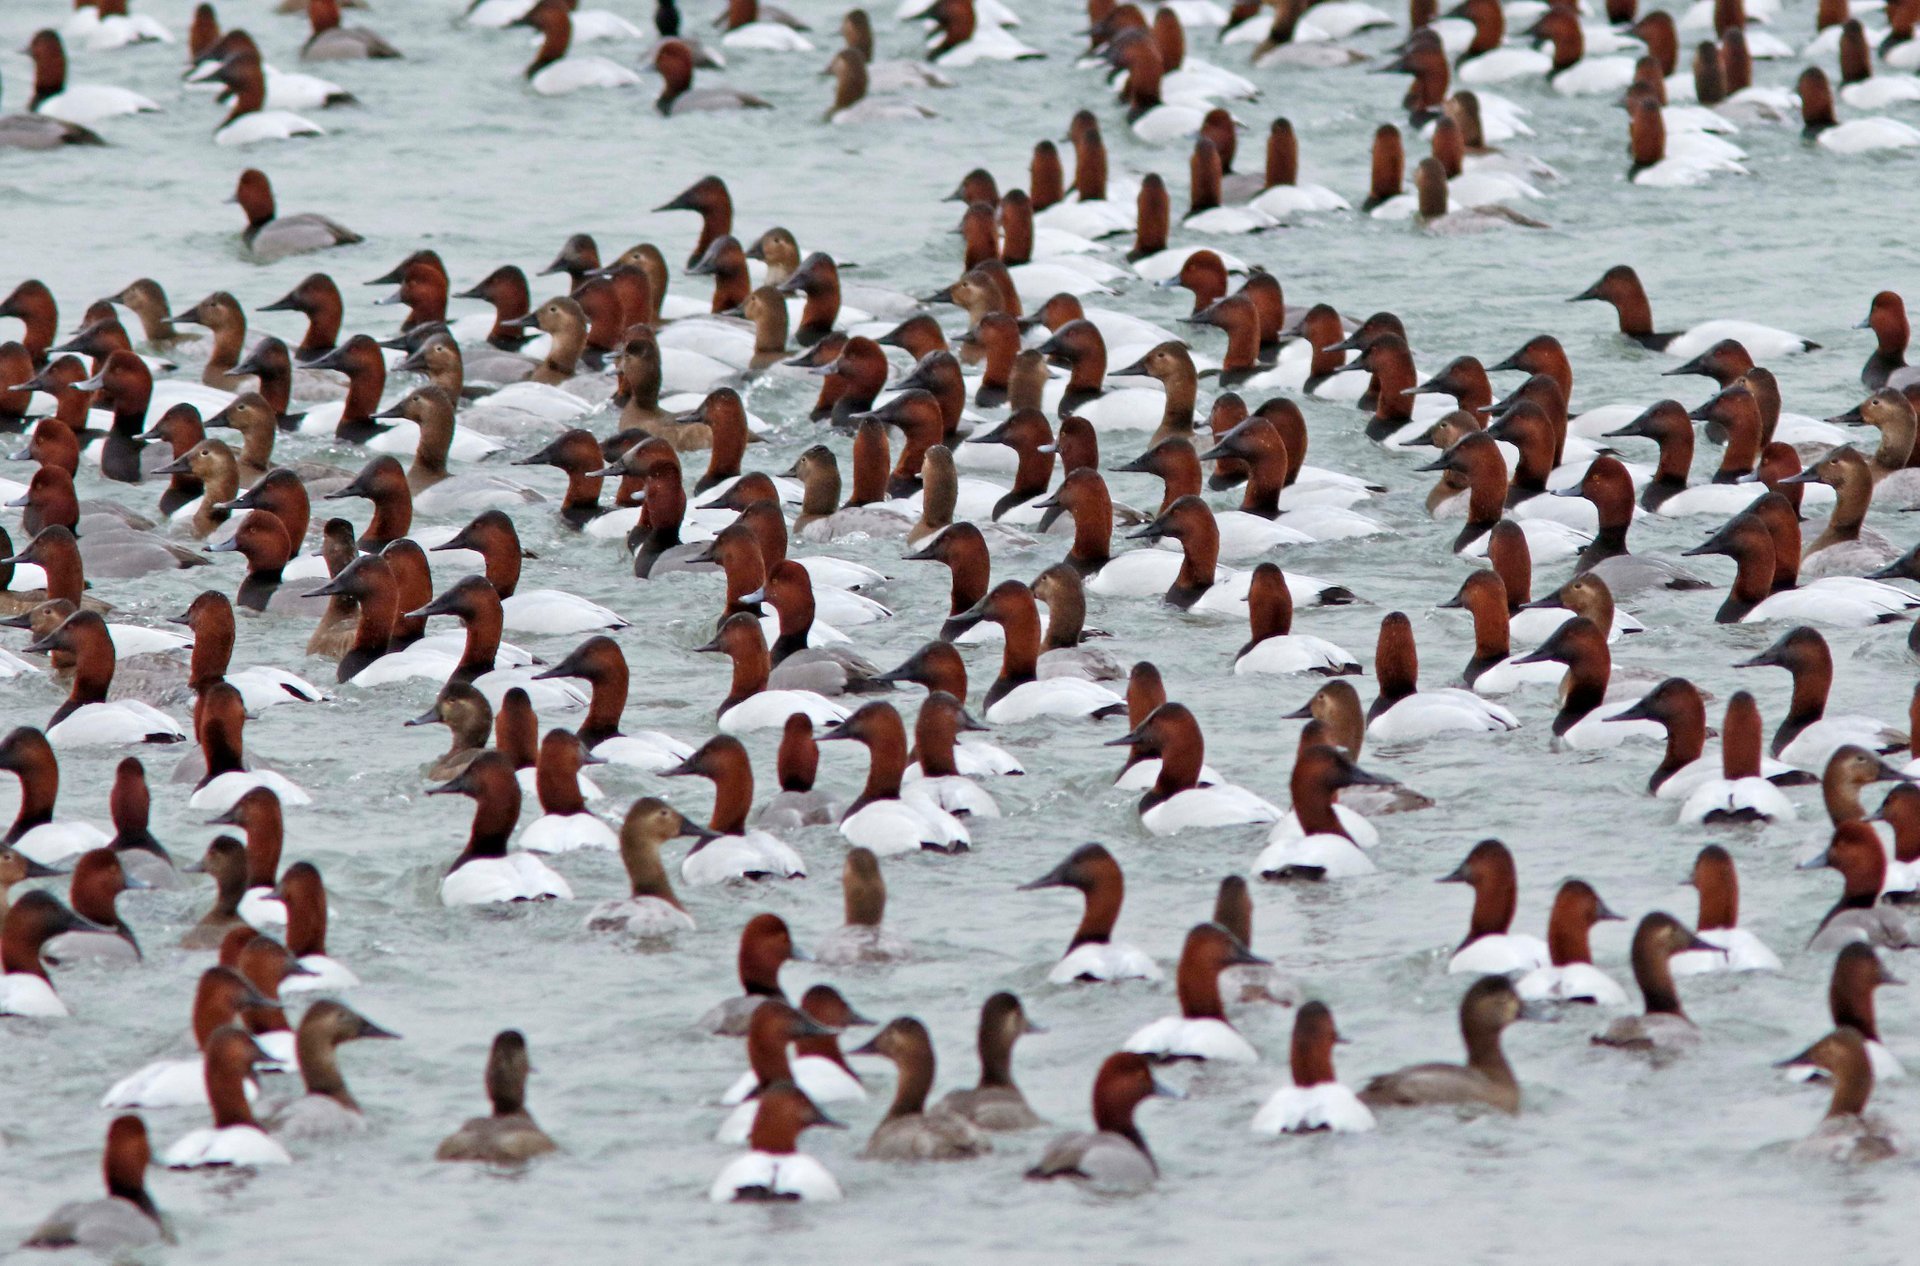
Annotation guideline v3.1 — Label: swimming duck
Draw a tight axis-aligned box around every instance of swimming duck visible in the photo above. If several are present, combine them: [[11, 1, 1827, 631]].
[[662, 735, 805, 882], [272, 861, 355, 992], [1107, 702, 1280, 835], [514, 0, 641, 94], [264, 1001, 400, 1139], [1681, 504, 1917, 625], [230, 168, 360, 264], [428, 753, 572, 906], [1026, 1051, 1176, 1192], [1251, 1002, 1376, 1135], [1735, 626, 1907, 771], [698, 612, 850, 734], [1368, 611, 1520, 741], [1778, 1027, 1901, 1162], [700, 913, 810, 1036], [302, 0, 401, 60], [937, 992, 1046, 1131], [0, 726, 110, 865], [653, 38, 770, 113], [1440, 839, 1549, 974], [1358, 976, 1530, 1114], [1513, 879, 1629, 1006], [582, 797, 700, 940], [24, 611, 186, 747], [1124, 922, 1267, 1062], [1438, 570, 1567, 695], [950, 581, 1126, 722], [208, 54, 325, 147], [758, 714, 841, 830], [709, 1085, 843, 1202], [1786, 944, 1905, 1085], [21, 1116, 168, 1251], [159, 1026, 289, 1168], [820, 702, 969, 854], [816, 847, 912, 964], [0, 889, 105, 1016], [1671, 844, 1782, 974], [1512, 616, 1666, 750], [1592, 913, 1718, 1053], [40, 846, 144, 965], [436, 1030, 558, 1163], [853, 1017, 991, 1159], [1803, 822, 1917, 952], [1800, 66, 1920, 152], [714, 993, 867, 1142], [516, 730, 615, 854], [1020, 843, 1160, 983]]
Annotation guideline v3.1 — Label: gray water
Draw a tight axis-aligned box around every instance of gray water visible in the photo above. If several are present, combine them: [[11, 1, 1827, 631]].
[[3, 2, 1918, 1263]]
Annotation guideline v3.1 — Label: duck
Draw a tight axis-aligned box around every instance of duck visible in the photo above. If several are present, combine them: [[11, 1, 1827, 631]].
[[824, 48, 934, 122], [892, 692, 999, 819], [209, 54, 325, 147], [1803, 822, 1918, 952], [186, 684, 311, 814], [516, 730, 616, 854], [38, 846, 143, 965], [1778, 1027, 1901, 1163], [814, 847, 910, 963], [853, 1017, 991, 1160], [99, 964, 279, 1108], [200, 787, 291, 933], [0, 726, 111, 866], [1600, 400, 1769, 517], [1785, 944, 1905, 1085], [428, 753, 572, 905], [949, 581, 1126, 722], [266, 861, 355, 993], [523, 637, 691, 772], [1657, 688, 1797, 823], [714, 993, 867, 1143], [1800, 66, 1920, 152], [261, 1000, 397, 1141], [24, 611, 186, 747], [159, 1027, 290, 1168], [1253, 742, 1403, 880], [697, 612, 850, 735], [1231, 563, 1360, 677], [1571, 264, 1815, 359], [1512, 616, 1667, 750], [302, 0, 402, 60], [1791, 447, 1901, 577], [23, 29, 159, 125], [1514, 879, 1629, 1006], [230, 168, 360, 264], [1855, 291, 1911, 391], [936, 992, 1046, 1131], [1671, 844, 1783, 975], [820, 702, 969, 854], [1124, 922, 1267, 1062], [1250, 1002, 1375, 1135], [925, 0, 1044, 65], [406, 576, 586, 713], [1245, 117, 1351, 217], [1108, 703, 1280, 835], [1440, 839, 1550, 974], [1358, 976, 1531, 1114], [173, 591, 326, 714], [1368, 611, 1520, 741], [21, 1116, 167, 1251], [177, 836, 248, 951], [840, 8, 952, 90], [514, 0, 642, 94], [1025, 1051, 1175, 1192], [758, 714, 840, 830], [1684, 503, 1920, 626], [708, 1085, 843, 1203], [1439, 569, 1568, 695], [582, 798, 699, 940], [1592, 913, 1718, 1052], [783, 443, 913, 542], [662, 735, 806, 882], [436, 511, 624, 637], [699, 913, 810, 1036], [653, 38, 770, 113], [435, 1030, 558, 1163], [0, 890, 104, 1016], [1736, 626, 1909, 771], [1020, 843, 1160, 983], [1626, 93, 1746, 185]]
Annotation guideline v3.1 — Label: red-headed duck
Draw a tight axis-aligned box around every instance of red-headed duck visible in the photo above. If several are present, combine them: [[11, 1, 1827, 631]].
[[303, 0, 401, 60], [230, 168, 359, 263], [1788, 944, 1905, 1085], [1026, 1051, 1176, 1191], [41, 846, 145, 965], [758, 713, 840, 829], [263, 1000, 399, 1140], [1253, 741, 1400, 880], [700, 912, 810, 1035], [1250, 1001, 1375, 1135], [0, 726, 111, 865], [696, 611, 851, 734], [427, 752, 572, 905], [24, 611, 187, 747], [1123, 921, 1266, 1062], [514, 0, 641, 94], [714, 990, 867, 1142], [1512, 879, 1628, 1006], [1571, 263, 1815, 359], [1439, 839, 1548, 974], [101, 963, 278, 1107], [530, 636, 692, 770], [1800, 65, 1920, 152], [1360, 976, 1531, 1113], [1803, 819, 1918, 953], [24, 28, 158, 126], [1105, 702, 1279, 834], [820, 701, 969, 853], [435, 1029, 558, 1163], [582, 797, 700, 940], [708, 1084, 843, 1202], [157, 1025, 290, 1168], [516, 729, 615, 854], [435, 510, 625, 636], [1592, 912, 1717, 1052], [1553, 455, 1709, 593], [824, 48, 934, 123], [1020, 842, 1160, 982], [1513, 615, 1667, 749], [662, 734, 805, 882], [1438, 569, 1565, 694], [1734, 624, 1912, 763], [203, 786, 289, 932], [653, 38, 769, 112], [1368, 610, 1519, 740], [949, 580, 1126, 721], [1, 889, 106, 1016], [1856, 290, 1911, 392], [271, 860, 356, 991], [208, 52, 325, 146], [1669, 843, 1782, 975], [22, 1115, 167, 1250], [1211, 874, 1302, 1006]]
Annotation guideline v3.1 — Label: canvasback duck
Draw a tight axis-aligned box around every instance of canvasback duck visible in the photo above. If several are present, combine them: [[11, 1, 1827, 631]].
[[178, 836, 247, 950], [1554, 456, 1710, 594], [1785, 944, 1905, 1086], [100, 964, 278, 1107], [514, 0, 641, 94], [1233, 562, 1359, 677], [583, 797, 700, 940], [65, 0, 172, 49], [1671, 844, 1782, 975], [950, 581, 1125, 722], [1856, 291, 1911, 391], [302, 0, 401, 60], [1617, 684, 1797, 820], [1021, 843, 1160, 983], [937, 992, 1046, 1131], [230, 168, 360, 263], [1600, 399, 1768, 517], [1592, 912, 1718, 1052], [1244, 118, 1351, 217], [1573, 265, 1815, 359], [1513, 616, 1666, 749], [700, 913, 810, 1036], [1803, 822, 1917, 952], [1416, 428, 1589, 560], [273, 861, 356, 991], [1107, 702, 1280, 834], [40, 846, 145, 964], [1779, 1027, 1900, 1162], [530, 636, 692, 771], [263, 1001, 399, 1139], [161, 1026, 290, 1168], [1124, 921, 1267, 1062], [1368, 611, 1519, 741], [825, 48, 935, 122], [1514, 880, 1629, 1006], [893, 692, 1000, 818], [0, 726, 110, 865], [406, 576, 585, 712], [698, 612, 850, 734], [1439, 569, 1567, 695], [1359, 976, 1530, 1114], [758, 713, 841, 829], [1626, 92, 1745, 185], [817, 847, 911, 963], [1254, 741, 1402, 880], [1410, 156, 1548, 232], [1, 889, 104, 1016], [24, 29, 159, 125], [926, 0, 1043, 65], [428, 753, 572, 905], [1440, 839, 1549, 974], [22, 1116, 167, 1251], [868, 646, 1023, 778], [714, 992, 867, 1142], [841, 8, 952, 89], [204, 787, 290, 932], [1114, 433, 1313, 555], [25, 612, 186, 748], [209, 54, 324, 146], [174, 591, 326, 713], [1250, 1002, 1375, 1135], [653, 38, 770, 113], [1026, 1051, 1175, 1192], [436, 1030, 558, 1163], [853, 1017, 991, 1159], [187, 683, 311, 813], [516, 730, 615, 853], [1736, 626, 1908, 771], [0, 105, 102, 149], [820, 701, 970, 854], [1800, 66, 1920, 152], [1211, 874, 1302, 1005], [436, 511, 624, 636], [709, 1085, 843, 1202], [1790, 447, 1901, 577], [663, 735, 806, 882]]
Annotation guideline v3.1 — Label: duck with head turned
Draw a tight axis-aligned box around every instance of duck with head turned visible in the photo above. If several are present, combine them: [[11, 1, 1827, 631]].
[[436, 1030, 558, 1163], [1440, 839, 1549, 974], [1021, 843, 1161, 983], [1592, 912, 1718, 1053], [1368, 611, 1519, 741], [713, 992, 868, 1143], [1104, 702, 1280, 835], [1514, 879, 1628, 1005], [854, 1016, 991, 1160], [663, 735, 806, 883], [1251, 1001, 1375, 1135], [1123, 922, 1268, 1062], [1778, 1027, 1900, 1163], [1027, 1051, 1177, 1192], [428, 752, 572, 906], [938, 992, 1046, 1131], [821, 702, 970, 855], [1360, 976, 1532, 1114], [22, 1115, 168, 1251]]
